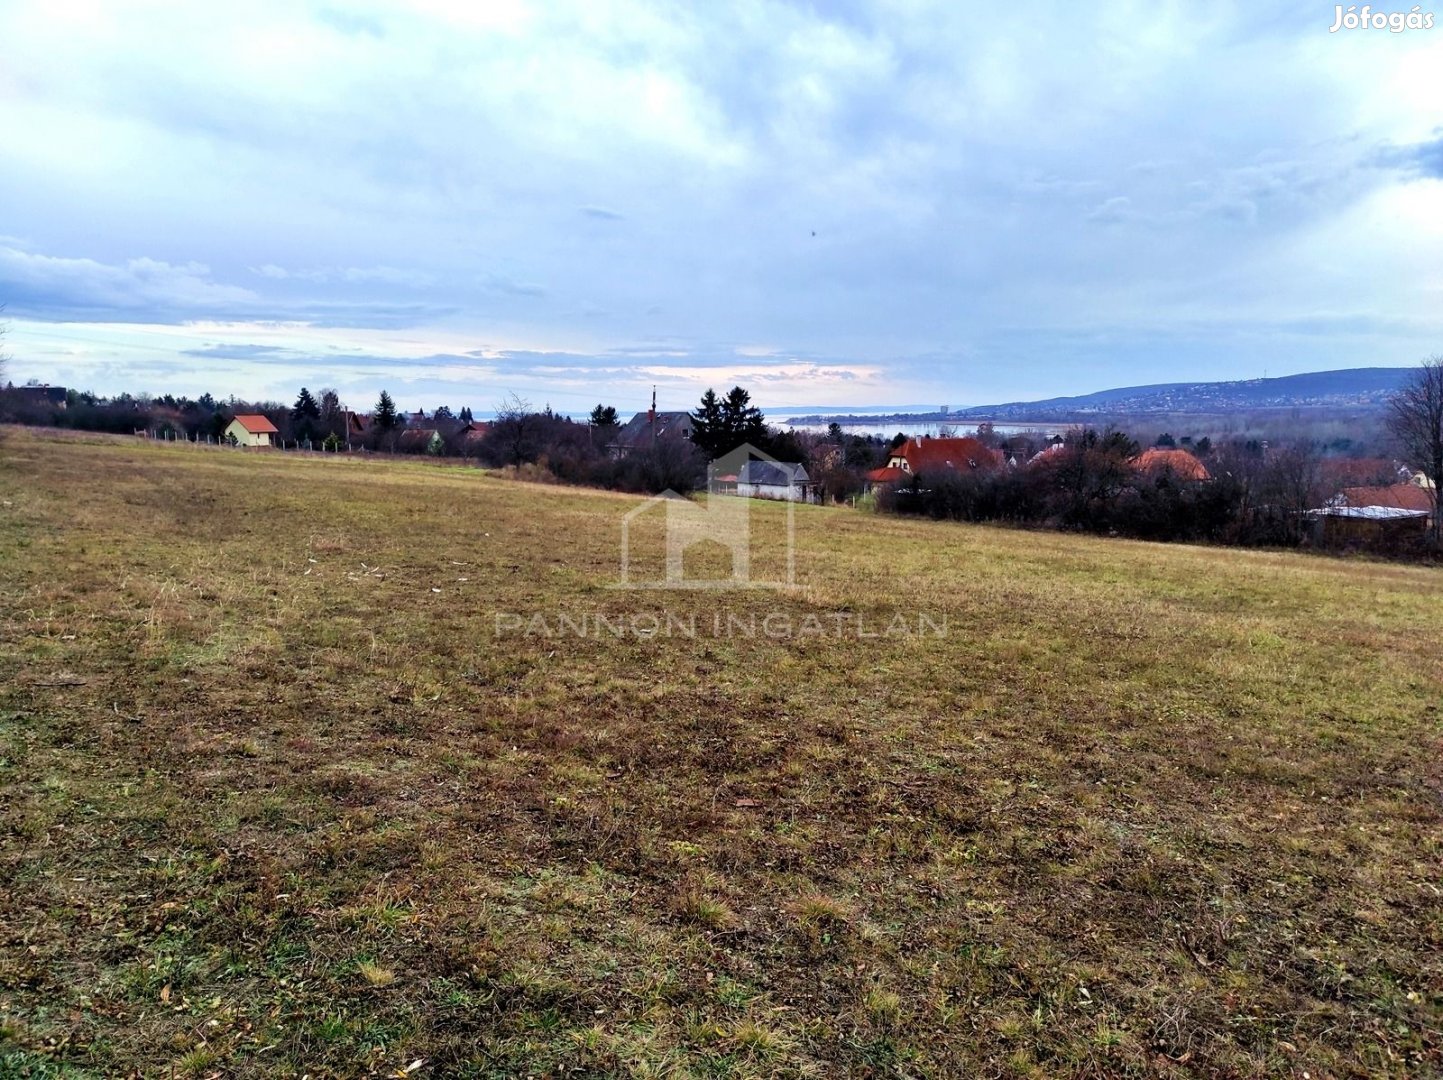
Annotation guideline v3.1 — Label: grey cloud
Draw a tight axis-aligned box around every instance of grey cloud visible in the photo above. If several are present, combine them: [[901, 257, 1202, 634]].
[[249, 264, 436, 288], [1204, 198, 1258, 225], [296, 303, 459, 329], [0, 246, 257, 318], [0, 244, 453, 327], [180, 344, 289, 360], [1373, 134, 1443, 178], [180, 345, 492, 374], [604, 341, 693, 356], [1018, 173, 1103, 197], [477, 274, 548, 298]]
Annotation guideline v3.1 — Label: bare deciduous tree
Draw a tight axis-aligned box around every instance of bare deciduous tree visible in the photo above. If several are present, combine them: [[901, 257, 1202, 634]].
[[1252, 442, 1322, 545], [1386, 355, 1443, 544], [318, 387, 343, 438], [489, 393, 539, 467]]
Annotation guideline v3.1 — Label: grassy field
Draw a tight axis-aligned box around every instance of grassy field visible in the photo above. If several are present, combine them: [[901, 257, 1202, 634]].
[[1, 426, 1440, 1078]]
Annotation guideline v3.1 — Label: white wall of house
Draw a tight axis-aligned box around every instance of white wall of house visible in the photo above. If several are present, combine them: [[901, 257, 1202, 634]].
[[738, 481, 811, 502], [224, 420, 272, 448]]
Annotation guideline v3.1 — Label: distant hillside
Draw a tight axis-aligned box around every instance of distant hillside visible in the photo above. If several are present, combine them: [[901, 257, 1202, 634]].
[[785, 367, 1414, 425]]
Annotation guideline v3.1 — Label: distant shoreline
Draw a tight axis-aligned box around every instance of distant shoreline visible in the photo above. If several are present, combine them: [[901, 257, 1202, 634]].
[[782, 402, 1387, 428], [780, 416, 1073, 438], [784, 412, 1028, 426]]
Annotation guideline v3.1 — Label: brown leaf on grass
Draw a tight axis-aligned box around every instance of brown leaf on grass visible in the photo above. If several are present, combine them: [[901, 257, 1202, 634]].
[[734, 798, 762, 808]]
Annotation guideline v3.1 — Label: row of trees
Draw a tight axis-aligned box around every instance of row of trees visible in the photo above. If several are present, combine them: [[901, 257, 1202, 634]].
[[0, 386, 281, 440], [0, 380, 481, 452], [471, 389, 888, 495]]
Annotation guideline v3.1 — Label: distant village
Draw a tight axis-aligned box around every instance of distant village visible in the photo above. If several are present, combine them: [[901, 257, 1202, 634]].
[[2, 373, 1438, 555]]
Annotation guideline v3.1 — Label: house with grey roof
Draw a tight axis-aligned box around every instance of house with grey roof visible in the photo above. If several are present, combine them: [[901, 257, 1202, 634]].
[[736, 459, 816, 503], [605, 410, 695, 458]]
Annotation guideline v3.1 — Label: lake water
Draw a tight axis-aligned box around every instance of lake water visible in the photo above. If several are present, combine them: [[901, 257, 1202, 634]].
[[780, 419, 1074, 440]]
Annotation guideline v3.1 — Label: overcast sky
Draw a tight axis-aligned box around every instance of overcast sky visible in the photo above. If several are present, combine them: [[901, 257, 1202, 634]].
[[2, 0, 1441, 416]]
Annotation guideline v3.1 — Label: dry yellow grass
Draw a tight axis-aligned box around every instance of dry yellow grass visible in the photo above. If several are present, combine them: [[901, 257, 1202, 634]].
[[0, 426, 1440, 1077]]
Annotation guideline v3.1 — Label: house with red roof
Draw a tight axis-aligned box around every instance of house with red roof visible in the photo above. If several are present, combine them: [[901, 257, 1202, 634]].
[[1026, 442, 1069, 467], [1131, 447, 1211, 481], [398, 428, 444, 454], [224, 414, 278, 448], [864, 465, 908, 488], [457, 419, 491, 451], [864, 435, 1002, 488], [1333, 483, 1435, 517], [1311, 483, 1435, 546]]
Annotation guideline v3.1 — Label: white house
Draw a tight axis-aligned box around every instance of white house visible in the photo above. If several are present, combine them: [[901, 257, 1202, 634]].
[[736, 460, 816, 502], [225, 414, 279, 448]]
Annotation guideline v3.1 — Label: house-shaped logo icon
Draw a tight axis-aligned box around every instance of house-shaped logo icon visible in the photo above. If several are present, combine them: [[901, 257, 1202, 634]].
[[618, 443, 797, 589]]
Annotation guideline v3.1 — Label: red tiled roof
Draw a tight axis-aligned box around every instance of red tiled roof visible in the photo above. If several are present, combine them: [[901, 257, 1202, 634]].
[[865, 465, 907, 484], [1133, 448, 1210, 481], [894, 436, 1002, 473], [399, 428, 441, 448], [1339, 484, 1434, 513], [231, 414, 279, 434], [1027, 443, 1068, 466]]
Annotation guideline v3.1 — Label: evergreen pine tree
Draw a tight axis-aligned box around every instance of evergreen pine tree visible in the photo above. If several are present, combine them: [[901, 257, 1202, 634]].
[[721, 385, 766, 448], [689, 389, 726, 457], [293, 387, 320, 418], [374, 390, 399, 431]]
